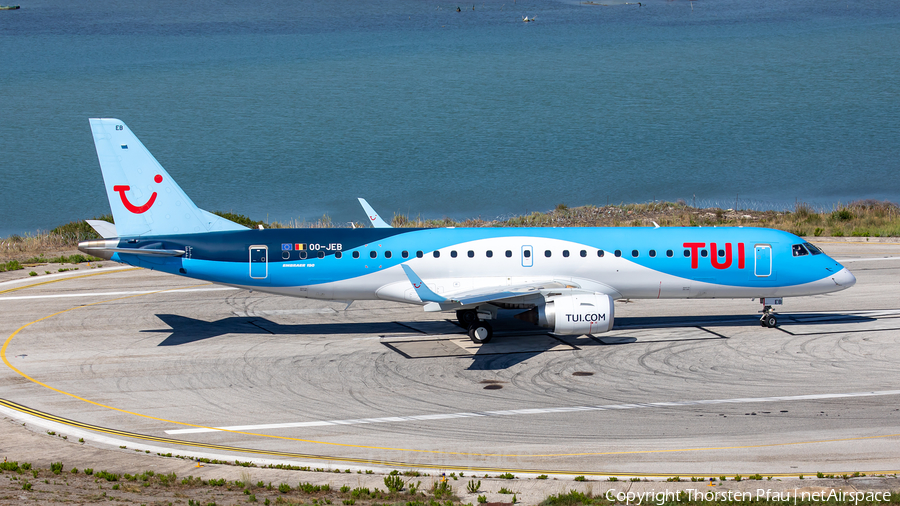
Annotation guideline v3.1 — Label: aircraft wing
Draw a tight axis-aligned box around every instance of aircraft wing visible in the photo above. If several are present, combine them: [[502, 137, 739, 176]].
[[400, 265, 575, 308], [448, 280, 575, 306], [358, 198, 392, 228]]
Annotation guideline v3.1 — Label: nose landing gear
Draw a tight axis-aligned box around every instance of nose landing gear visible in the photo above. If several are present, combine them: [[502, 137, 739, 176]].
[[759, 297, 782, 328]]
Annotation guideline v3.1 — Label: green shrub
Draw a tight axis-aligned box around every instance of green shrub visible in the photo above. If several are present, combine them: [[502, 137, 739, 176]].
[[832, 208, 854, 221], [477, 495, 487, 504], [278, 483, 291, 493], [0, 461, 19, 472], [543, 490, 592, 506], [573, 475, 586, 482], [431, 480, 452, 499], [50, 462, 63, 475], [96, 470, 119, 482], [497, 472, 515, 479], [384, 474, 404, 493], [0, 260, 23, 272], [466, 479, 481, 493]]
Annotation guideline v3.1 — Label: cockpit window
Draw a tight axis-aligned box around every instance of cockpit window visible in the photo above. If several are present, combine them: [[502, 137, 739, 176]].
[[792, 244, 809, 257], [803, 242, 823, 255]]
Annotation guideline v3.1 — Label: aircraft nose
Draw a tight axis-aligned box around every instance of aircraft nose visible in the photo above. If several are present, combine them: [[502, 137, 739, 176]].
[[832, 267, 856, 288]]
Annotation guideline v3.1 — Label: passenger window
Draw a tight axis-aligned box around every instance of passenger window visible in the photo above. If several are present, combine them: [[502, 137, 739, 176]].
[[467, 250, 474, 258], [597, 250, 605, 258], [416, 251, 424, 258], [544, 250, 552, 258], [335, 251, 342, 259], [684, 249, 690, 257], [352, 251, 360, 259], [700, 250, 708, 257], [385, 251, 392, 259], [718, 249, 725, 257], [649, 250, 656, 258], [666, 250, 673, 257], [282, 251, 290, 260], [523, 250, 531, 258], [433, 250, 440, 258], [631, 250, 639, 257], [614, 250, 622, 257], [580, 250, 587, 257], [317, 251, 325, 259], [563, 250, 570, 258], [370, 251, 377, 259], [451, 250, 458, 258], [402, 251, 409, 259], [486, 250, 493, 258], [792, 244, 809, 257], [505, 250, 512, 258], [299, 251, 307, 260]]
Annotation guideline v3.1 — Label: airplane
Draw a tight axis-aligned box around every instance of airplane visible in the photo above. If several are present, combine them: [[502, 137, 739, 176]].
[[79, 118, 857, 344]]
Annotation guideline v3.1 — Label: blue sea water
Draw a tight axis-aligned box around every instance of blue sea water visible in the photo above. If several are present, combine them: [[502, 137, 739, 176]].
[[1, 0, 899, 238]]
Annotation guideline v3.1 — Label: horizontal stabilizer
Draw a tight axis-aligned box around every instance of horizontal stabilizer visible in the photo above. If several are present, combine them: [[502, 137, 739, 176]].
[[85, 219, 118, 239]]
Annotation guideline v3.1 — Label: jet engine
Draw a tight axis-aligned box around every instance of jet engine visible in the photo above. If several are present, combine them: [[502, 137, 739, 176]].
[[516, 293, 615, 335]]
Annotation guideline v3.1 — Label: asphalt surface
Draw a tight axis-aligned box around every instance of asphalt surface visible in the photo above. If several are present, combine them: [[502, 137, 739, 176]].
[[1, 240, 899, 477]]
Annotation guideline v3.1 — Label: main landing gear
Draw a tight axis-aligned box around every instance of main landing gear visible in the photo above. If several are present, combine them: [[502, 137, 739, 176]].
[[457, 309, 494, 344]]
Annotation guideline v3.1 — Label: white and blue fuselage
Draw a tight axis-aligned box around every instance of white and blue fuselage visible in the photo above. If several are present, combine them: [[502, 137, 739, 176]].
[[78, 119, 855, 342]]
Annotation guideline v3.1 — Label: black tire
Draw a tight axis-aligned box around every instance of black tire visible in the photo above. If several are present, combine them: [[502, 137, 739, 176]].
[[456, 309, 479, 327], [468, 321, 493, 344], [759, 317, 767, 327], [764, 314, 778, 328]]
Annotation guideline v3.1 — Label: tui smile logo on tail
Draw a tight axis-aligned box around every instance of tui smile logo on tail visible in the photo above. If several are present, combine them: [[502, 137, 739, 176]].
[[114, 174, 163, 214]]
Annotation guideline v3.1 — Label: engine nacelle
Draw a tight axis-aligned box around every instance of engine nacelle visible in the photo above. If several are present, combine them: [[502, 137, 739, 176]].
[[516, 293, 615, 335]]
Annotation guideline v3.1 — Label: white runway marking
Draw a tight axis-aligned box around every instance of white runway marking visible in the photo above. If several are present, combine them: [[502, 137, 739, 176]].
[[836, 256, 900, 262], [0, 286, 237, 301], [165, 389, 900, 435]]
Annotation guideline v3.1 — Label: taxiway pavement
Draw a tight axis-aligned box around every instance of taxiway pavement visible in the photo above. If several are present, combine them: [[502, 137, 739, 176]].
[[1, 240, 899, 476]]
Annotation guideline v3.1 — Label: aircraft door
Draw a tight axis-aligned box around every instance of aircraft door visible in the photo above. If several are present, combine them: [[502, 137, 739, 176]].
[[522, 245, 533, 267], [250, 245, 268, 279], [754, 244, 771, 277]]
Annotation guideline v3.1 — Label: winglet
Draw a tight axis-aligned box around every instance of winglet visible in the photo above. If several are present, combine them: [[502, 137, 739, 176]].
[[358, 198, 392, 228], [400, 264, 447, 303]]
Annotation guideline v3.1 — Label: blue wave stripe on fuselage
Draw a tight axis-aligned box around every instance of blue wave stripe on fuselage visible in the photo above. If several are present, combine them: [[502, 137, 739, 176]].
[[113, 227, 843, 289]]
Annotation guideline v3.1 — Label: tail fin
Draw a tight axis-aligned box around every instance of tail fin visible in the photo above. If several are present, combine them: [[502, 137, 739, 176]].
[[89, 118, 247, 237]]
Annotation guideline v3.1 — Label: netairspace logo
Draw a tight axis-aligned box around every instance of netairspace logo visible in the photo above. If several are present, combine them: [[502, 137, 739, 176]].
[[604, 489, 891, 505]]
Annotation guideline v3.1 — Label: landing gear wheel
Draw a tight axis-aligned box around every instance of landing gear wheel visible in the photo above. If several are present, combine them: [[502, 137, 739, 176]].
[[456, 309, 479, 327], [468, 321, 493, 344], [762, 314, 778, 328]]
